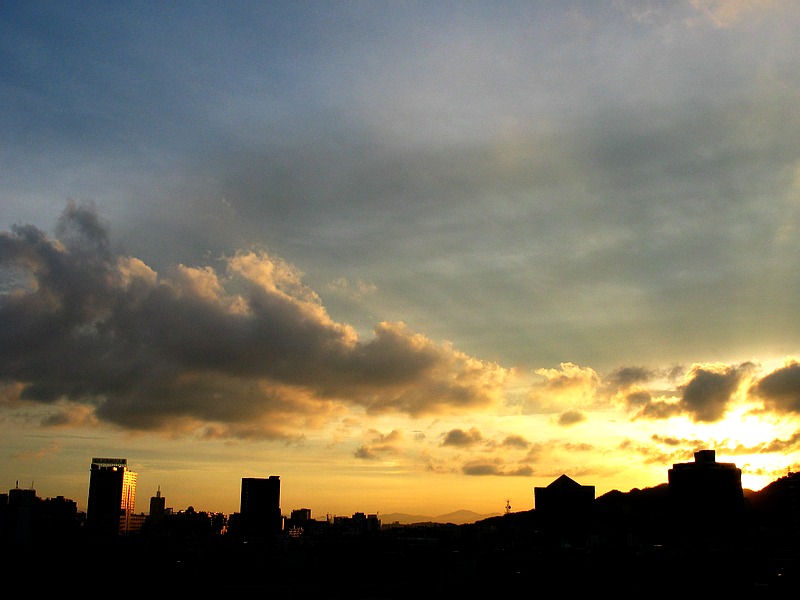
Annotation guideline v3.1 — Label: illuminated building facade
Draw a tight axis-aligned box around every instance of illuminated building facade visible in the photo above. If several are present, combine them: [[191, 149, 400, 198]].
[[86, 457, 138, 538]]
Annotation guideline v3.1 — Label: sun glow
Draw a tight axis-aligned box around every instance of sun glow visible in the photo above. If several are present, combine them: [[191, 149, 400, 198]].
[[658, 403, 800, 492]]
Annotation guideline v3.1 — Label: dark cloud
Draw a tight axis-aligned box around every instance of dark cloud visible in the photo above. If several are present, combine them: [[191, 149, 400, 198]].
[[623, 390, 652, 411], [625, 363, 753, 422], [761, 432, 800, 454], [55, 200, 113, 259], [751, 362, 800, 414], [461, 459, 533, 477], [557, 409, 586, 426], [680, 364, 749, 422], [607, 366, 654, 388], [721, 433, 800, 457], [353, 446, 376, 460], [650, 435, 686, 448], [634, 400, 683, 420], [0, 205, 508, 438], [501, 434, 529, 449], [442, 427, 483, 447]]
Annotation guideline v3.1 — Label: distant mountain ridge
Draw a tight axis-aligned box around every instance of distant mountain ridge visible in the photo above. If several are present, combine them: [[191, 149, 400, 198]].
[[370, 475, 794, 528], [380, 509, 501, 525]]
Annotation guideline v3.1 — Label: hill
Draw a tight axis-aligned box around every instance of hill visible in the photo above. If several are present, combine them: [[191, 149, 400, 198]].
[[380, 509, 500, 525]]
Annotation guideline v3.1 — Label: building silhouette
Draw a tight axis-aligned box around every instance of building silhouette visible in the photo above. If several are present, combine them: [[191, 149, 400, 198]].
[[149, 487, 166, 526], [237, 475, 282, 539], [286, 507, 312, 537], [1, 483, 81, 549], [85, 457, 137, 538], [2, 484, 37, 546], [534, 473, 596, 513], [668, 450, 743, 514], [533, 474, 595, 547], [6, 449, 800, 595], [667, 449, 744, 546]]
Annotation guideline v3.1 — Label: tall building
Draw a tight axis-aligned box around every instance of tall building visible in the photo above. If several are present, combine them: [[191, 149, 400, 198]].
[[86, 457, 137, 538], [239, 475, 282, 538], [668, 449, 743, 514], [149, 487, 166, 525], [668, 449, 743, 545], [4, 484, 37, 546]]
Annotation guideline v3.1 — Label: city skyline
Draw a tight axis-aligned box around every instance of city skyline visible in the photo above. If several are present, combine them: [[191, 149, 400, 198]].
[[0, 447, 787, 523], [3, 2, 800, 517]]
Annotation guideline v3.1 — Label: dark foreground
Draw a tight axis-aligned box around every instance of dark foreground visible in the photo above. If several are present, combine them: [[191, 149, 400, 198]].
[[6, 528, 799, 598]]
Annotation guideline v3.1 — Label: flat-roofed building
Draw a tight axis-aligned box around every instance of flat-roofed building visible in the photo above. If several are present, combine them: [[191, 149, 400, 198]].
[[668, 449, 744, 546], [86, 457, 137, 538]]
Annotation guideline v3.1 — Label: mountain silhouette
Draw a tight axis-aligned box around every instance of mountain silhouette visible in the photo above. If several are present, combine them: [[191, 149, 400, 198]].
[[380, 509, 500, 525]]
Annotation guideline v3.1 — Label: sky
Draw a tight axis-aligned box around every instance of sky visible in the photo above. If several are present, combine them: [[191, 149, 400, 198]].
[[2, 0, 800, 519]]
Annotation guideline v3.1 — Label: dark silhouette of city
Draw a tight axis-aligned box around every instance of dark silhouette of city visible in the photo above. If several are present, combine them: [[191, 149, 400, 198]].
[[2, 449, 799, 596]]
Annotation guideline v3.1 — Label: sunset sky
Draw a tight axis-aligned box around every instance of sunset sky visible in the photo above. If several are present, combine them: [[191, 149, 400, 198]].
[[3, 1, 800, 520]]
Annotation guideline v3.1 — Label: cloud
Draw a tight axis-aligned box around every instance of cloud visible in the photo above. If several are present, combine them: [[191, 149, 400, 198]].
[[461, 459, 533, 477], [679, 363, 751, 422], [687, 0, 775, 28], [428, 430, 539, 476], [613, 0, 778, 29], [618, 362, 758, 422], [557, 409, 587, 426], [634, 399, 683, 421], [562, 442, 594, 453], [759, 431, 800, 454], [622, 390, 652, 411], [534, 362, 600, 390], [607, 366, 655, 388], [442, 427, 483, 447], [501, 434, 530, 449], [647, 432, 800, 473], [326, 277, 377, 300], [527, 362, 600, 413], [750, 361, 800, 414], [0, 204, 510, 439], [11, 442, 61, 461], [354, 429, 403, 460]]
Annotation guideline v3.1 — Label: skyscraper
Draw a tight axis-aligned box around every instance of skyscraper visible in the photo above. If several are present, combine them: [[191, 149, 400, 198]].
[[149, 486, 166, 525], [239, 475, 281, 538], [86, 457, 137, 538]]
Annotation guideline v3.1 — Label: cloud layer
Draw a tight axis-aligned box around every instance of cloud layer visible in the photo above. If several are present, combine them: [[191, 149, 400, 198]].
[[3, 2, 800, 512], [3, 204, 800, 489], [0, 203, 511, 439]]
